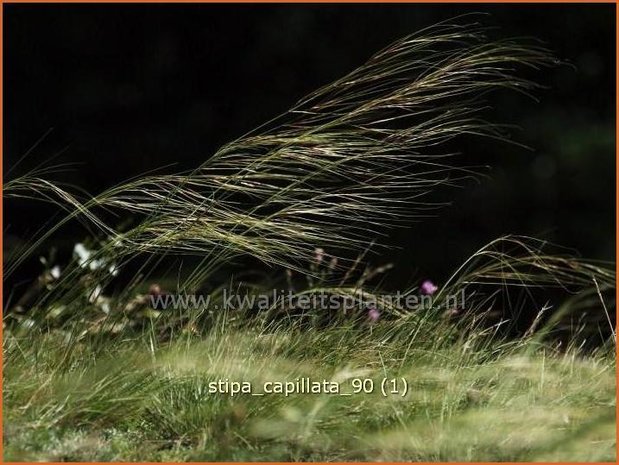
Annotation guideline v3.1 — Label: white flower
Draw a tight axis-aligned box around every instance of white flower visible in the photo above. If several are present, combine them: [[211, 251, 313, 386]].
[[73, 243, 92, 267], [50, 266, 61, 279]]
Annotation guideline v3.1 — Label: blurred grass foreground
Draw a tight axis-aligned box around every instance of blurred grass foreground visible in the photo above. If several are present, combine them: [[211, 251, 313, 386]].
[[4, 312, 616, 461], [3, 19, 616, 461]]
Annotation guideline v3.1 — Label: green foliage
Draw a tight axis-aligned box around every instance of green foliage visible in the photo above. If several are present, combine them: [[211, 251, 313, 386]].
[[3, 19, 615, 461], [4, 316, 615, 461]]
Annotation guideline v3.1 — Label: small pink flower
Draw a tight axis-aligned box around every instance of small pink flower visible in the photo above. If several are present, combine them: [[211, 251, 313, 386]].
[[420, 280, 438, 296], [149, 284, 163, 296], [314, 248, 325, 265], [368, 306, 380, 323]]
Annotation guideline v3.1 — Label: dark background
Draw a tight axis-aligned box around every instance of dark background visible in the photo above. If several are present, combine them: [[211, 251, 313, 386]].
[[3, 4, 616, 290]]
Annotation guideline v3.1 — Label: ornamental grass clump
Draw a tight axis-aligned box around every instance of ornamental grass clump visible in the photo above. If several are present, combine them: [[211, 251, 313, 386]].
[[3, 18, 615, 462], [3, 18, 614, 346]]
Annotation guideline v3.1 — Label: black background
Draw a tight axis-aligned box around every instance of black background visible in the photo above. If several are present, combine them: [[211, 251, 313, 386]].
[[4, 4, 615, 290]]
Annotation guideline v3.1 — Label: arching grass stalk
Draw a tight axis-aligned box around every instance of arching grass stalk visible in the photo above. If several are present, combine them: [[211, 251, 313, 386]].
[[6, 20, 556, 277]]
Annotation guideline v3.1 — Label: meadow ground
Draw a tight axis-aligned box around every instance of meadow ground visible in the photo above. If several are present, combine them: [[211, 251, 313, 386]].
[[4, 312, 616, 462]]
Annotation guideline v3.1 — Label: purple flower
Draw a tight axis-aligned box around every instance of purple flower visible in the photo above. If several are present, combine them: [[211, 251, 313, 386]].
[[367, 306, 380, 323], [314, 247, 325, 265], [420, 279, 438, 296]]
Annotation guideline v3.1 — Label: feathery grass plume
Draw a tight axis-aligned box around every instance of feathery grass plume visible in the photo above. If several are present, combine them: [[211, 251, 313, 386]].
[[4, 172, 117, 276], [258, 236, 615, 346], [104, 20, 555, 269], [435, 235, 616, 344], [4, 19, 557, 280]]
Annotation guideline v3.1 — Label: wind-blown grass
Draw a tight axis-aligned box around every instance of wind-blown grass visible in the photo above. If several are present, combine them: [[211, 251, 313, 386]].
[[5, 20, 556, 277], [3, 19, 615, 462]]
